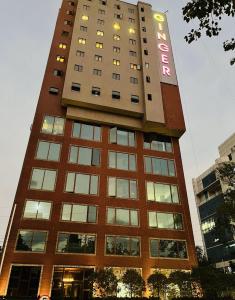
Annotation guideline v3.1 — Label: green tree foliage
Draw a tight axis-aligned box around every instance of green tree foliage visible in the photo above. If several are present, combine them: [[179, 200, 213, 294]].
[[122, 269, 145, 298], [88, 268, 119, 297], [168, 270, 193, 297], [147, 271, 167, 298], [183, 0, 235, 64]]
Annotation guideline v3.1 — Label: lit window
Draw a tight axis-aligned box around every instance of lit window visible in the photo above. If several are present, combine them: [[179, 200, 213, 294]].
[[113, 34, 120, 41], [80, 26, 88, 32], [61, 204, 97, 223], [129, 28, 135, 34], [112, 91, 120, 100], [78, 38, 86, 44], [145, 62, 149, 68], [49, 87, 59, 95], [113, 59, 120, 66], [57, 233, 96, 254], [93, 69, 102, 76], [41, 116, 64, 135], [146, 182, 179, 203], [97, 30, 104, 36], [56, 55, 65, 62], [59, 43, 67, 49], [69, 146, 100, 166], [109, 151, 136, 171], [16, 231, 47, 252], [150, 239, 188, 259], [74, 64, 83, 72], [144, 156, 176, 176], [113, 23, 120, 30], [76, 50, 85, 57], [131, 95, 139, 103], [97, 19, 104, 25], [96, 42, 103, 48], [108, 177, 137, 199], [106, 236, 140, 256], [112, 73, 120, 80], [29, 168, 57, 191], [71, 82, 81, 92], [113, 46, 120, 53], [72, 122, 101, 141], [107, 207, 139, 226], [109, 127, 135, 147], [130, 63, 137, 70], [23, 200, 52, 220], [65, 172, 99, 195], [130, 77, 138, 84], [36, 141, 61, 162], [143, 133, 172, 152], [98, 9, 105, 14], [82, 15, 89, 21], [94, 54, 102, 61], [91, 86, 101, 96]]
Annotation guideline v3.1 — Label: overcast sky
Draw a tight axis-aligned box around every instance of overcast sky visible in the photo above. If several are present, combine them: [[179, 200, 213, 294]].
[[0, 0, 234, 247]]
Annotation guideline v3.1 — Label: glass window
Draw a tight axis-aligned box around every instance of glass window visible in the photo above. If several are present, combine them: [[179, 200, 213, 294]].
[[16, 231, 47, 252], [41, 116, 64, 135], [57, 233, 96, 254], [36, 141, 61, 161], [157, 212, 174, 229], [61, 204, 97, 223], [144, 156, 176, 177], [107, 208, 138, 226], [23, 200, 51, 220], [150, 239, 187, 259], [72, 122, 101, 141], [109, 128, 135, 146], [108, 177, 137, 199], [144, 133, 172, 152], [29, 168, 56, 191], [148, 212, 183, 230], [95, 54, 102, 61], [146, 182, 180, 203], [109, 151, 136, 171], [65, 172, 99, 195], [96, 42, 103, 48], [106, 236, 140, 256]]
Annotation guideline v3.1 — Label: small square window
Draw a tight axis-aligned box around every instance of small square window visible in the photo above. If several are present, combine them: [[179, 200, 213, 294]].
[[49, 87, 59, 95], [143, 38, 148, 43], [83, 4, 90, 10], [82, 15, 89, 21], [92, 87, 101, 96], [66, 10, 74, 15], [114, 4, 121, 10], [93, 69, 102, 76], [129, 51, 137, 57], [96, 42, 103, 48], [97, 19, 104, 25], [76, 50, 85, 57], [74, 64, 83, 72], [56, 55, 65, 63], [68, 1, 75, 6], [71, 83, 81, 92], [145, 62, 149, 69], [146, 76, 151, 83], [141, 17, 145, 22], [95, 55, 102, 61], [64, 20, 73, 26], [142, 26, 146, 32], [144, 49, 148, 55], [131, 95, 139, 103], [114, 13, 123, 19], [80, 26, 88, 32], [129, 39, 136, 45], [61, 30, 69, 36], [99, 0, 106, 5], [98, 9, 105, 14], [141, 7, 144, 12], [113, 46, 120, 53], [130, 77, 138, 84], [97, 30, 104, 36], [59, 43, 67, 49], [129, 18, 135, 23], [113, 59, 120, 66], [147, 94, 152, 101], [78, 38, 86, 44], [113, 35, 120, 41], [53, 69, 63, 76], [112, 91, 120, 100], [112, 73, 120, 80]]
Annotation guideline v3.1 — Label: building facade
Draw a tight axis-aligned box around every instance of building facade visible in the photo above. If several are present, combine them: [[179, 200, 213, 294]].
[[0, 0, 196, 298], [193, 133, 235, 268]]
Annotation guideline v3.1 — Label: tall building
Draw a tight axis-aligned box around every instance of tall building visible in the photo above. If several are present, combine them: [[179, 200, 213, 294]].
[[0, 0, 197, 298], [193, 133, 235, 269]]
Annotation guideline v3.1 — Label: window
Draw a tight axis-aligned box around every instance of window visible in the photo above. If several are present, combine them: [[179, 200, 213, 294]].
[[93, 69, 102, 76], [41, 116, 64, 135], [112, 73, 120, 80], [145, 62, 149, 68], [29, 168, 57, 191], [57, 233, 96, 254], [109, 151, 136, 171], [16, 231, 47, 252], [91, 86, 101, 96], [146, 182, 179, 203], [71, 82, 81, 91], [109, 127, 135, 146], [97, 19, 104, 25], [81, 15, 89, 21], [78, 38, 86, 44], [49, 87, 59, 95], [107, 208, 139, 226], [129, 50, 137, 57], [129, 39, 136, 45], [143, 37, 147, 43], [113, 59, 120, 66], [144, 49, 148, 55], [147, 93, 152, 101], [64, 20, 73, 26], [141, 16, 145, 22], [80, 25, 88, 32], [97, 30, 104, 36], [53, 69, 63, 76], [66, 10, 74, 15], [130, 63, 137, 70], [113, 23, 121, 30], [96, 42, 103, 48], [56, 55, 65, 62], [114, 4, 121, 9], [144, 156, 176, 176], [74, 64, 83, 72], [129, 28, 135, 34], [146, 76, 151, 82], [83, 4, 90, 10], [112, 91, 120, 100], [144, 133, 172, 152], [23, 200, 52, 220], [69, 146, 100, 166], [201, 217, 215, 233], [72, 122, 101, 141], [108, 177, 137, 199], [141, 7, 144, 12], [68, 1, 75, 6], [65, 172, 99, 195], [150, 239, 188, 259], [131, 95, 139, 103], [98, 9, 105, 14], [130, 77, 138, 84], [148, 212, 183, 230], [59, 43, 67, 49], [129, 17, 135, 23], [113, 46, 120, 53], [142, 26, 146, 32], [36, 141, 61, 161], [76, 50, 85, 57], [61, 30, 69, 36], [99, 0, 107, 5], [106, 236, 140, 256], [95, 54, 102, 61], [61, 204, 97, 223], [113, 35, 120, 41], [114, 13, 123, 19], [128, 8, 135, 14]]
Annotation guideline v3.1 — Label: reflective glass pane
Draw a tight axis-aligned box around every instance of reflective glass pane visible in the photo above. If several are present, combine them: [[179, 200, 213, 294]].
[[117, 130, 128, 145], [177, 241, 188, 258], [81, 124, 93, 140], [159, 240, 177, 258], [109, 152, 116, 168], [155, 184, 171, 203], [90, 175, 98, 195], [30, 169, 44, 190], [157, 213, 174, 229], [72, 205, 87, 222], [42, 116, 54, 134], [69, 146, 78, 163], [86, 235, 96, 253], [78, 147, 92, 165], [37, 202, 51, 219], [107, 208, 115, 224], [57, 233, 68, 252], [130, 238, 139, 256], [75, 174, 90, 194], [174, 214, 183, 230], [171, 185, 179, 203], [117, 153, 128, 170], [129, 154, 136, 171], [152, 158, 161, 175], [92, 149, 100, 166], [106, 236, 115, 254], [116, 237, 129, 255], [144, 142, 150, 149], [147, 182, 155, 201], [42, 170, 56, 191], [148, 212, 157, 227], [161, 159, 168, 176], [24, 201, 38, 218], [62, 204, 72, 221], [116, 209, 129, 225], [65, 173, 75, 192], [36, 141, 49, 160], [144, 157, 152, 173], [108, 177, 116, 197], [88, 206, 97, 223], [48, 143, 60, 161], [130, 210, 138, 226], [110, 127, 117, 144], [16, 231, 33, 251], [129, 132, 135, 147], [32, 232, 47, 252], [165, 142, 172, 152], [53, 117, 64, 135], [150, 239, 158, 257], [94, 126, 101, 141], [72, 122, 81, 138], [168, 160, 176, 176], [130, 180, 137, 199], [116, 179, 129, 198]]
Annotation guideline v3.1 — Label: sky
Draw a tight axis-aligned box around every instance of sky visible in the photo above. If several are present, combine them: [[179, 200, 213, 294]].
[[0, 0, 234, 247]]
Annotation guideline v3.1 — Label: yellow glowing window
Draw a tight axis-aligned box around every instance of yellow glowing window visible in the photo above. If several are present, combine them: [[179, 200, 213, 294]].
[[56, 55, 65, 63], [96, 42, 103, 49], [82, 15, 89, 21], [97, 30, 104, 36], [59, 43, 67, 49], [113, 59, 120, 66], [129, 28, 135, 34], [113, 35, 120, 41], [78, 38, 86, 45], [113, 23, 120, 30]]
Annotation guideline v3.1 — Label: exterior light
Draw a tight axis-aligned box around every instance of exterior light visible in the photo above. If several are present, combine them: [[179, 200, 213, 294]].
[[82, 15, 89, 21], [113, 23, 120, 30]]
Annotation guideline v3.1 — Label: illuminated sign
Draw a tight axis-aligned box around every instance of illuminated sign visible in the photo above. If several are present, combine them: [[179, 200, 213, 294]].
[[153, 12, 177, 85]]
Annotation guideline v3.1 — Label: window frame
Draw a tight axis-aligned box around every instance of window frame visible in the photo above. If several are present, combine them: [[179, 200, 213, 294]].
[[41, 115, 65, 136], [61, 203, 98, 224], [108, 151, 137, 171], [105, 235, 141, 257], [35, 140, 61, 162], [106, 207, 139, 227], [29, 168, 57, 192], [144, 156, 176, 177], [107, 176, 138, 200], [72, 122, 101, 141], [64, 172, 99, 195], [68, 145, 101, 167], [148, 211, 183, 230], [146, 181, 180, 204], [23, 200, 52, 221], [15, 230, 48, 253]]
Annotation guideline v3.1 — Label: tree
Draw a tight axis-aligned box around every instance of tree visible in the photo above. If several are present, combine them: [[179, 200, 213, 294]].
[[88, 268, 119, 297], [168, 270, 193, 297], [122, 269, 145, 298], [195, 245, 209, 266], [147, 271, 167, 298], [183, 0, 235, 65]]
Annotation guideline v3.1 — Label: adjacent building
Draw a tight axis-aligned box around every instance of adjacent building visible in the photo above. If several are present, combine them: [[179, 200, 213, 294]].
[[0, 0, 197, 299], [193, 133, 235, 269]]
